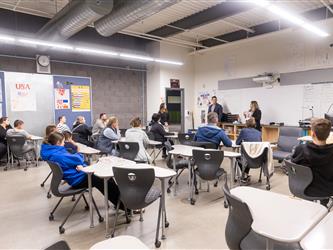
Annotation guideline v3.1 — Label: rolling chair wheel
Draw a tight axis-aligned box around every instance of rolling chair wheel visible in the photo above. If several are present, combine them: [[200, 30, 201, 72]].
[[165, 221, 169, 228], [24, 168, 27, 171], [47, 193, 52, 199], [40, 183, 44, 187], [214, 183, 218, 187], [49, 214, 54, 221], [266, 185, 271, 191], [224, 201, 228, 209], [190, 199, 196, 205], [99, 217, 104, 223], [167, 188, 171, 193], [168, 180, 173, 185], [258, 179, 262, 183], [85, 206, 89, 211], [4, 167, 7, 171], [126, 218, 131, 224], [59, 227, 65, 234], [155, 241, 161, 248], [72, 196, 76, 201]]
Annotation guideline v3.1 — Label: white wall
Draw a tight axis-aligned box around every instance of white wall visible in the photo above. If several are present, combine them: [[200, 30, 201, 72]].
[[146, 42, 195, 130], [193, 18, 333, 127]]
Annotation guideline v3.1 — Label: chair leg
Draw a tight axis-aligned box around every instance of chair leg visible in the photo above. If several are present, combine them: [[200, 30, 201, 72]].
[[155, 197, 162, 248], [50, 197, 64, 218], [140, 209, 143, 222], [207, 181, 210, 192], [111, 200, 121, 237], [82, 193, 89, 210], [258, 167, 263, 183], [175, 168, 185, 184], [59, 194, 83, 234], [266, 176, 271, 190], [92, 195, 104, 222], [41, 171, 52, 187]]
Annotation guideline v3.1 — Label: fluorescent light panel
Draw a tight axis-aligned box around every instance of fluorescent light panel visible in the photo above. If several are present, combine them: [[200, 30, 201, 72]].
[[154, 59, 183, 65], [18, 38, 74, 50], [0, 35, 15, 42], [75, 47, 118, 56], [120, 53, 154, 61], [249, 0, 329, 37]]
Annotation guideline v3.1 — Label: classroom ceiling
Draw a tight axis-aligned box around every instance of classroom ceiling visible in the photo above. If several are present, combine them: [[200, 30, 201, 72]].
[[0, 0, 333, 52]]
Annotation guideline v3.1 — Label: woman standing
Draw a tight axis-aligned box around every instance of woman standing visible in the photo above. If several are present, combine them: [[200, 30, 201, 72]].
[[244, 101, 262, 131], [158, 103, 169, 127]]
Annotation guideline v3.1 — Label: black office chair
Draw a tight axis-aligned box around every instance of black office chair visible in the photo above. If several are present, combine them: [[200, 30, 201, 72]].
[[192, 149, 226, 205], [178, 133, 195, 145], [112, 167, 162, 248], [223, 180, 300, 250], [147, 131, 163, 161], [119, 128, 127, 137], [47, 161, 103, 234], [6, 135, 37, 171], [285, 160, 332, 205], [191, 141, 217, 149], [240, 144, 270, 190], [44, 240, 71, 250], [118, 141, 144, 163], [273, 126, 302, 163]]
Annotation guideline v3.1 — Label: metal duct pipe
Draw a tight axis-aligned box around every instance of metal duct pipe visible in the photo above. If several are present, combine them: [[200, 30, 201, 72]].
[[37, 0, 114, 42], [94, 0, 178, 37]]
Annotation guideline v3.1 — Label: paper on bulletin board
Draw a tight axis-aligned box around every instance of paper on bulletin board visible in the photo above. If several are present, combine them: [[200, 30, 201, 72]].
[[10, 81, 37, 111], [71, 85, 91, 112], [197, 91, 210, 108], [54, 88, 70, 110]]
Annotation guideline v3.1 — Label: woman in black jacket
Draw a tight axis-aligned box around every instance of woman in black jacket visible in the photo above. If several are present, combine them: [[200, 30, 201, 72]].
[[72, 116, 93, 147], [158, 103, 169, 126], [0, 117, 12, 161], [244, 101, 262, 131]]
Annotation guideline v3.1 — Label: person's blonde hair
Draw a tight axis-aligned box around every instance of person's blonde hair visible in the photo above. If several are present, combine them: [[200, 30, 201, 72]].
[[107, 116, 118, 127], [250, 101, 259, 111], [130, 117, 141, 127]]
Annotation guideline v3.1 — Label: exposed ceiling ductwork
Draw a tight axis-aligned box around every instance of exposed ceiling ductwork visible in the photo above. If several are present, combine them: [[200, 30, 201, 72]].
[[94, 0, 179, 37], [37, 0, 114, 42]]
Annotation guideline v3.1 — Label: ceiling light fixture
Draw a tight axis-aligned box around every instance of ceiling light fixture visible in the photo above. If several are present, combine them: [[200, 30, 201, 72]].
[[18, 38, 74, 50], [249, 0, 329, 37], [0, 35, 15, 42], [154, 59, 184, 65], [75, 47, 118, 56], [120, 53, 154, 61]]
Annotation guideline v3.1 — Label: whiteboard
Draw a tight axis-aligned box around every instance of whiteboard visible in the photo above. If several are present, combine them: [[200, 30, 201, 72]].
[[217, 84, 307, 126]]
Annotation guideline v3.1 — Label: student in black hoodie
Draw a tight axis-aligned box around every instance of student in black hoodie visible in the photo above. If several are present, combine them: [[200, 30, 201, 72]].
[[0, 117, 12, 161], [292, 118, 333, 204]]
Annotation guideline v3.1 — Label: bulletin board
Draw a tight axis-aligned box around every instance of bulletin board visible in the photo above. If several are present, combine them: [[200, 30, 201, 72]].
[[53, 75, 92, 128], [0, 72, 6, 117]]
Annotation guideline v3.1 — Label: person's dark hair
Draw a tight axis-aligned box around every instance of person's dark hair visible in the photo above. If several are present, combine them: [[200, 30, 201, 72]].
[[14, 120, 24, 128], [152, 113, 161, 123], [246, 117, 256, 128], [212, 96, 217, 100], [58, 116, 65, 122], [159, 103, 165, 111], [45, 125, 57, 137], [130, 117, 141, 127], [100, 113, 106, 119], [0, 117, 8, 124], [48, 132, 64, 145], [311, 118, 332, 141], [63, 131, 72, 141]]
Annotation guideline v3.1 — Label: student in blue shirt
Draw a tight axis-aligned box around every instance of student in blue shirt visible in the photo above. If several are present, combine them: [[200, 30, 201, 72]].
[[41, 132, 123, 210], [194, 112, 232, 149]]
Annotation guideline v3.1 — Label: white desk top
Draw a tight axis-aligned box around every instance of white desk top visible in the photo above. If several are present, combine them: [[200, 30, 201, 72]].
[[112, 137, 162, 146], [76, 143, 100, 155], [301, 212, 333, 250], [30, 135, 43, 140], [298, 132, 333, 144], [90, 235, 149, 250], [82, 156, 136, 173], [231, 186, 327, 243], [165, 132, 178, 139]]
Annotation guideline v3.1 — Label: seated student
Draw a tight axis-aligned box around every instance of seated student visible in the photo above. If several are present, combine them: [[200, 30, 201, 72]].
[[63, 131, 79, 154], [292, 118, 333, 205], [97, 116, 121, 155], [40, 132, 123, 210], [149, 113, 172, 158], [0, 117, 12, 161], [125, 117, 151, 163], [194, 112, 232, 149], [92, 113, 108, 136], [56, 116, 71, 133], [236, 117, 262, 183], [72, 116, 93, 147]]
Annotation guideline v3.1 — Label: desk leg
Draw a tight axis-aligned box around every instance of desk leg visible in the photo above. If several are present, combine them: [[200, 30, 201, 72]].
[[173, 155, 177, 196], [161, 178, 167, 240], [266, 238, 273, 250], [188, 157, 195, 205], [88, 173, 94, 228], [230, 158, 235, 188], [104, 177, 111, 238], [152, 147, 156, 165]]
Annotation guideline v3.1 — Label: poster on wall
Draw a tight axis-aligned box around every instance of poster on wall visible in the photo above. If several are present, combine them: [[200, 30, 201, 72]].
[[9, 76, 37, 112], [71, 85, 91, 112], [54, 88, 70, 109], [197, 91, 210, 108]]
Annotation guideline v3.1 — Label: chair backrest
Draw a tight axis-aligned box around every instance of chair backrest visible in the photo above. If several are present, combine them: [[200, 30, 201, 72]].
[[118, 141, 140, 161], [192, 149, 224, 180], [6, 135, 27, 158], [191, 141, 217, 149], [113, 167, 155, 209], [284, 160, 316, 200], [240, 144, 268, 169], [47, 161, 64, 197], [277, 126, 302, 152], [119, 129, 127, 137], [178, 133, 195, 145], [223, 181, 254, 250], [44, 240, 71, 250], [146, 131, 155, 140]]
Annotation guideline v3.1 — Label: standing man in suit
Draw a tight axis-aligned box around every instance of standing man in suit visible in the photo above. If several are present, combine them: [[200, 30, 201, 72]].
[[208, 96, 223, 122]]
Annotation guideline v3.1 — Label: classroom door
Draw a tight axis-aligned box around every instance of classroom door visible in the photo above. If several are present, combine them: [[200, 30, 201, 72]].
[[165, 88, 184, 132]]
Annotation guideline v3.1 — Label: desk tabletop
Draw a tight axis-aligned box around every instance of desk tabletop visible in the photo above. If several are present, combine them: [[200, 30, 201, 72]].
[[30, 135, 43, 140], [301, 212, 333, 250], [231, 186, 327, 243], [112, 137, 162, 146], [76, 143, 100, 155], [298, 133, 333, 144], [165, 132, 178, 139], [90, 235, 149, 250], [169, 144, 241, 158]]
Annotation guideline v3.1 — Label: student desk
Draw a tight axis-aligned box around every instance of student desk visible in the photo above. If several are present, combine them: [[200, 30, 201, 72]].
[[298, 132, 333, 144], [76, 142, 101, 164], [231, 186, 327, 248], [90, 235, 149, 250], [82, 158, 176, 239], [168, 145, 241, 204], [301, 212, 333, 250]]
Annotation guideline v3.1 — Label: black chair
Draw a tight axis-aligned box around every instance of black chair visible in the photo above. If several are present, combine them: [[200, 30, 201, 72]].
[[192, 149, 226, 205], [191, 141, 217, 149], [118, 141, 144, 163], [112, 167, 162, 248], [178, 133, 194, 145], [119, 128, 127, 137], [273, 126, 302, 162], [6, 135, 37, 170], [44, 240, 70, 250], [147, 131, 163, 161], [285, 160, 332, 204], [223, 180, 300, 250], [47, 161, 103, 234], [240, 144, 270, 190]]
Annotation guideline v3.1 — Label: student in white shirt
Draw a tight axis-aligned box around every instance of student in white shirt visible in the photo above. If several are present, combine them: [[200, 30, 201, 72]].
[[56, 115, 71, 133], [125, 117, 151, 163]]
